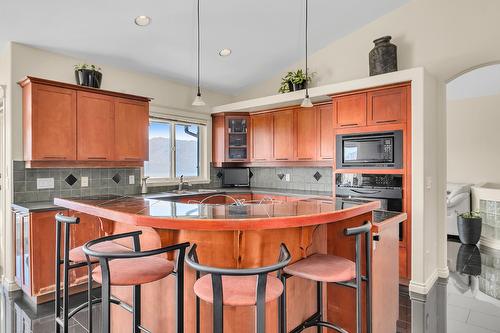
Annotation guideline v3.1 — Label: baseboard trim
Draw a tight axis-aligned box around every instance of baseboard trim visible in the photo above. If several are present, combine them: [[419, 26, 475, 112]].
[[409, 268, 439, 295]]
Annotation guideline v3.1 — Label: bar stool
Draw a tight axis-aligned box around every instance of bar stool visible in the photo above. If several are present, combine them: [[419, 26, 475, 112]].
[[185, 243, 291, 333], [280, 222, 372, 333], [54, 213, 129, 333], [83, 231, 189, 333]]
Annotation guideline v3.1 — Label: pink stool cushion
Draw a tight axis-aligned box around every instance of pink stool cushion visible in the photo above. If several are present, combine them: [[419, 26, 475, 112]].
[[283, 254, 356, 283], [69, 241, 131, 263], [193, 274, 283, 307], [92, 257, 174, 286]]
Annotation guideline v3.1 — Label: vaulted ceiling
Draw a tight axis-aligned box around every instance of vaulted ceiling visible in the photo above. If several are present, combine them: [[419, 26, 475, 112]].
[[0, 0, 408, 94]]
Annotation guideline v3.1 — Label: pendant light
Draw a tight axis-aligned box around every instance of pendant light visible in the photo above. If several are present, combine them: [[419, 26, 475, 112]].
[[301, 0, 313, 108], [192, 0, 206, 106]]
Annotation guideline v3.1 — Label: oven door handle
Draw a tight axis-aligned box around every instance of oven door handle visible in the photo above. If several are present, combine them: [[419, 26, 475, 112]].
[[350, 189, 382, 195]]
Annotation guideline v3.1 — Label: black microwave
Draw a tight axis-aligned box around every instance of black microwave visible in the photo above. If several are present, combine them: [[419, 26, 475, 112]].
[[336, 131, 403, 169]]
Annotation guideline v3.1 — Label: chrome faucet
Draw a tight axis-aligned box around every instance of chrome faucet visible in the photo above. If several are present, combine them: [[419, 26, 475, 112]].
[[178, 175, 191, 191], [141, 176, 150, 194]]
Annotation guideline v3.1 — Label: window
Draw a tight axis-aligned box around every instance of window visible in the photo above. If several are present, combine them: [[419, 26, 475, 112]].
[[144, 119, 207, 184]]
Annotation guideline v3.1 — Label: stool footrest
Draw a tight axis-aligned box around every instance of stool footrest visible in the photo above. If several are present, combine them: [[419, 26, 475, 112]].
[[289, 311, 349, 333]]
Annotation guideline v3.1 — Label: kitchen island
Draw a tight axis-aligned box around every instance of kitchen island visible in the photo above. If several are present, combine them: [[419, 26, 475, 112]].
[[54, 193, 405, 333]]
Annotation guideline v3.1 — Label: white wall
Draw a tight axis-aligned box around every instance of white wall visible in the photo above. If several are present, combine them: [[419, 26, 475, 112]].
[[447, 94, 500, 184], [236, 0, 500, 100]]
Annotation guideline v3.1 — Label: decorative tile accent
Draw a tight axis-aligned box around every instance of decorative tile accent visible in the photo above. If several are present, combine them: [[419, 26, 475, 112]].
[[216, 171, 223, 179], [112, 173, 121, 184], [249, 170, 254, 178], [64, 174, 77, 186], [277, 173, 285, 180], [313, 171, 322, 182]]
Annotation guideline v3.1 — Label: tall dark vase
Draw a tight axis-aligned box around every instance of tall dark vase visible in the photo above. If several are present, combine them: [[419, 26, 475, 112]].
[[75, 69, 102, 88], [369, 36, 397, 76]]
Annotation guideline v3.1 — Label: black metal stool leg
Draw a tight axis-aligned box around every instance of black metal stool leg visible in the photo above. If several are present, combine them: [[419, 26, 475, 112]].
[[176, 248, 186, 333], [212, 274, 223, 333], [256, 273, 267, 333], [317, 281, 323, 333], [55, 220, 62, 333], [279, 274, 287, 333], [87, 262, 93, 333], [101, 261, 111, 333], [133, 285, 141, 333], [62, 223, 70, 333]]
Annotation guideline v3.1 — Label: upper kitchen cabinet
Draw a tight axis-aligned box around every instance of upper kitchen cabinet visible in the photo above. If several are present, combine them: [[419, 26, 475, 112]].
[[367, 85, 407, 125], [250, 113, 274, 161], [211, 113, 250, 165], [22, 82, 77, 161], [18, 76, 150, 168], [273, 110, 294, 161], [77, 91, 115, 161], [295, 107, 317, 160], [114, 98, 149, 162], [333, 93, 367, 128], [316, 104, 334, 160]]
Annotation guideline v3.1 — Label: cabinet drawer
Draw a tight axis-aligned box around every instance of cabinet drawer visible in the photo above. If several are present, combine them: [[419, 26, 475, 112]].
[[367, 86, 407, 125], [333, 93, 367, 128]]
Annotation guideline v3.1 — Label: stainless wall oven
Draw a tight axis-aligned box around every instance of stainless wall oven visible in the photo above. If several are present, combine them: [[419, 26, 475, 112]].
[[336, 130, 403, 169]]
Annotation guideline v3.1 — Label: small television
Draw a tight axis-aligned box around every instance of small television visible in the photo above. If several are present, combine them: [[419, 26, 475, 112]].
[[222, 168, 250, 187]]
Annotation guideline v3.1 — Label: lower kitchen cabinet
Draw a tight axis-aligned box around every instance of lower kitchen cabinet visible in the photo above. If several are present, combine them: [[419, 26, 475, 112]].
[[12, 209, 103, 304]]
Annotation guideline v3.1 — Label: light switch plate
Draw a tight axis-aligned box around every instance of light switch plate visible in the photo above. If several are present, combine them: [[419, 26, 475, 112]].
[[81, 176, 89, 187], [37, 178, 54, 189], [129, 175, 135, 185]]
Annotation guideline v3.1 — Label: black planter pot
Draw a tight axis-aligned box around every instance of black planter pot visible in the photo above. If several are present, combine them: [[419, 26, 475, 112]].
[[369, 36, 398, 76], [292, 82, 305, 91], [457, 215, 482, 245], [287, 82, 294, 93], [74, 69, 102, 88]]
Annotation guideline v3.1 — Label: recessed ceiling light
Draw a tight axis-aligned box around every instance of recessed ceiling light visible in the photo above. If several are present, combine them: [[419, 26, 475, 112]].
[[134, 16, 151, 27], [218, 48, 232, 57]]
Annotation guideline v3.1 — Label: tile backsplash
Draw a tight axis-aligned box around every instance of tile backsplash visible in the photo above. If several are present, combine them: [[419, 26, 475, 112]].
[[13, 161, 141, 203], [249, 167, 333, 192]]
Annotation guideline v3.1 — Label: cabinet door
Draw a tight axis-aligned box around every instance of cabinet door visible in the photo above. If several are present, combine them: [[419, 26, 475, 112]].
[[250, 113, 273, 161], [226, 116, 249, 161], [114, 98, 149, 161], [317, 105, 334, 160], [30, 210, 68, 296], [273, 110, 294, 161], [295, 108, 317, 160], [212, 115, 225, 164], [332, 93, 367, 128], [367, 86, 407, 125], [77, 91, 115, 161], [31, 84, 76, 160]]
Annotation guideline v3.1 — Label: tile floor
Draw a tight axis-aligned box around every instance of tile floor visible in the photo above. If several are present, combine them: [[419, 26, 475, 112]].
[[1, 239, 499, 333]]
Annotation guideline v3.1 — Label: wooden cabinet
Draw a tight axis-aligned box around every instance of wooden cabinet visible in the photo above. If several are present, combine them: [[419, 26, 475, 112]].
[[273, 110, 294, 161], [114, 98, 149, 161], [295, 107, 317, 160], [211, 114, 249, 165], [25, 83, 77, 161], [333, 93, 366, 128], [316, 105, 334, 160], [367, 86, 407, 125], [77, 91, 115, 161], [250, 113, 274, 161], [12, 209, 103, 303], [18, 76, 150, 168]]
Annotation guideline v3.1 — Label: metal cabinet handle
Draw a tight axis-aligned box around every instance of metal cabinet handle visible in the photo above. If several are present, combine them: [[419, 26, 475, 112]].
[[340, 123, 358, 127], [43, 156, 66, 159], [373, 234, 381, 241], [88, 157, 107, 160], [376, 119, 397, 124]]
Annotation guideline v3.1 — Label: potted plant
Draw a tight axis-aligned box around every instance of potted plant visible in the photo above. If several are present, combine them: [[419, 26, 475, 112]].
[[74, 64, 102, 88], [457, 211, 482, 245], [278, 69, 313, 93]]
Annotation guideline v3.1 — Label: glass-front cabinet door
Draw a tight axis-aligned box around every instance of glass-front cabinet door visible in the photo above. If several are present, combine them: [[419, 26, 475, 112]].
[[226, 116, 249, 161]]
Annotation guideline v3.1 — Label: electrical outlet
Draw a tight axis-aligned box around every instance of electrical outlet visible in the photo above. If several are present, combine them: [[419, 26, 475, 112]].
[[81, 176, 89, 187], [285, 174, 290, 182], [37, 178, 54, 189], [129, 175, 135, 185]]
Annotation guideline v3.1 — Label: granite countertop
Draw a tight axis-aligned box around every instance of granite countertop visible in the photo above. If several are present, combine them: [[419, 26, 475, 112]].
[[11, 187, 333, 213]]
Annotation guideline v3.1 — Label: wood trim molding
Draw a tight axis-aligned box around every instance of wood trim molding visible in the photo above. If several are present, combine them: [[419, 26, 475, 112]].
[[26, 160, 143, 169], [17, 76, 151, 102], [329, 81, 411, 98]]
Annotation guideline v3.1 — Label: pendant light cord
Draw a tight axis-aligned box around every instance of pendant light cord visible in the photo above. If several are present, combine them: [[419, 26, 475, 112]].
[[197, 0, 201, 96], [305, 0, 309, 97]]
